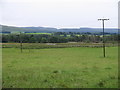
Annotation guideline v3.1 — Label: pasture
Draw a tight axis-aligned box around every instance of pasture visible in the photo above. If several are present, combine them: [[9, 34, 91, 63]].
[[26, 33, 52, 35], [2, 46, 118, 88]]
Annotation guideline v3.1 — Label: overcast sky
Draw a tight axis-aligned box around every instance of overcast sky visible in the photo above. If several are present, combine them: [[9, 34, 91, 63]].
[[0, 0, 119, 28]]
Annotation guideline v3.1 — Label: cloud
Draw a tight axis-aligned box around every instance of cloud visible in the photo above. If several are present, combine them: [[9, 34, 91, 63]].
[[1, 0, 118, 28]]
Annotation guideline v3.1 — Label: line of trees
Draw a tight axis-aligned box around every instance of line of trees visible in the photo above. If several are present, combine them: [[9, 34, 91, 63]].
[[1, 32, 118, 43]]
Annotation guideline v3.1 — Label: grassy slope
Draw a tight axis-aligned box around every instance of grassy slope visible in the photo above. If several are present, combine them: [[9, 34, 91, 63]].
[[2, 47, 118, 88]]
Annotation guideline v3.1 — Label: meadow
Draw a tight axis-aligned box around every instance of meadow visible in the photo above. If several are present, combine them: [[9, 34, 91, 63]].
[[26, 33, 52, 35], [2, 46, 118, 88], [2, 42, 117, 49]]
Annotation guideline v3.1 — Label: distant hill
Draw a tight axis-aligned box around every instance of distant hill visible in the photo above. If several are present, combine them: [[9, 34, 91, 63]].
[[0, 25, 118, 34], [0, 25, 58, 33], [59, 28, 118, 33]]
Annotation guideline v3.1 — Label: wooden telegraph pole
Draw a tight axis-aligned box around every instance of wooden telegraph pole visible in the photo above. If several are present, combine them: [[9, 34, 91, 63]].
[[98, 18, 109, 57], [20, 32, 23, 53]]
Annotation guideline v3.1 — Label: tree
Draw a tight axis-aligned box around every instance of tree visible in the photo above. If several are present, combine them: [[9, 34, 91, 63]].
[[41, 37, 47, 43]]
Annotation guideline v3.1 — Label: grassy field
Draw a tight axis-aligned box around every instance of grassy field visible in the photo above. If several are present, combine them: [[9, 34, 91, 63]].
[[2, 47, 118, 88], [26, 33, 52, 35], [2, 42, 117, 49]]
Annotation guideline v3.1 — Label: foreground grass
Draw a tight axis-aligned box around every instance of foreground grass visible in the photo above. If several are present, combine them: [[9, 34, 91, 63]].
[[2, 47, 118, 88]]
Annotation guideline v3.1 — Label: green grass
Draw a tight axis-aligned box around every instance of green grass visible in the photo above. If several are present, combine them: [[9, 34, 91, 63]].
[[2, 47, 118, 88], [2, 42, 117, 49], [0, 48, 2, 89], [26, 33, 51, 35]]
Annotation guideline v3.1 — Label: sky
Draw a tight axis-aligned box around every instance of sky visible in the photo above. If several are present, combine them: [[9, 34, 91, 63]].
[[0, 0, 119, 28]]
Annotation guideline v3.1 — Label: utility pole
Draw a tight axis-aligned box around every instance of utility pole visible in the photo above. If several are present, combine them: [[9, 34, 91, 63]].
[[98, 18, 109, 57], [20, 32, 23, 53]]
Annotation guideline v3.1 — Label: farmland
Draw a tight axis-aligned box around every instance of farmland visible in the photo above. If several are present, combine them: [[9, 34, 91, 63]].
[[26, 33, 52, 35], [2, 42, 117, 49], [2, 45, 118, 88]]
